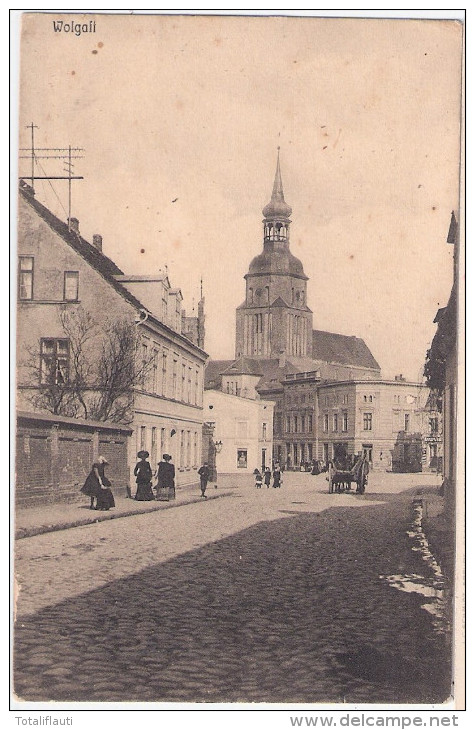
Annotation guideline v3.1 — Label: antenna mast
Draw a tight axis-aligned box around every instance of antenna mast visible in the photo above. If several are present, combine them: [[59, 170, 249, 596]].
[[19, 124, 84, 231]]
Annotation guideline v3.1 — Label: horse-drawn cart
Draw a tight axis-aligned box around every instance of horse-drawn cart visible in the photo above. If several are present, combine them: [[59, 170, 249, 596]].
[[328, 458, 369, 494]]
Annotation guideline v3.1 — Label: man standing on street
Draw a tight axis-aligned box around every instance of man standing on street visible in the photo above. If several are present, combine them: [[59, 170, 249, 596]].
[[198, 462, 210, 498]]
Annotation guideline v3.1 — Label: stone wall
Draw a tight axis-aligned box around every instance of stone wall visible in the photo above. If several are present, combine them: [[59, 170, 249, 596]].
[[16, 412, 132, 508]]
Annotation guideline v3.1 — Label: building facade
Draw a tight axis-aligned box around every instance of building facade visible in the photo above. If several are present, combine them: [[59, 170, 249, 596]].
[[17, 182, 207, 495], [203, 390, 274, 475], [317, 379, 429, 471]]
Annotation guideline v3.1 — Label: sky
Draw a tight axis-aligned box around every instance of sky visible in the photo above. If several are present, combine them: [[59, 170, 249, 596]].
[[16, 12, 463, 381]]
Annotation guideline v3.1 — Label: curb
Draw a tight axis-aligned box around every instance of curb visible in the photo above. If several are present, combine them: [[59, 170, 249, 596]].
[[15, 490, 233, 540]]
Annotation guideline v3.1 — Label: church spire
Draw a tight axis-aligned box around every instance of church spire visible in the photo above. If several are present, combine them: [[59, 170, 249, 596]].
[[271, 147, 285, 200], [262, 148, 292, 242]]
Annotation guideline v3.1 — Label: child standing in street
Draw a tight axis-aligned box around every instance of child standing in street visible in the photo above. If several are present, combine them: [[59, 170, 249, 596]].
[[254, 468, 263, 488]]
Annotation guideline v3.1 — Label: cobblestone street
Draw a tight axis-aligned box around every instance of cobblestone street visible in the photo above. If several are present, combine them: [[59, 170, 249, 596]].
[[14, 472, 452, 705]]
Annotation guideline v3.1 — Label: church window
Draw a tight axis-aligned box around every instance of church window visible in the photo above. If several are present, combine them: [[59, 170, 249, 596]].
[[249, 288, 253, 303], [255, 288, 262, 299]]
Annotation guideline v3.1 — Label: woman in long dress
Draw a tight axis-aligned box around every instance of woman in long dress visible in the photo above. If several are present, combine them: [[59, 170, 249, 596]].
[[134, 450, 155, 501], [80, 456, 115, 510]]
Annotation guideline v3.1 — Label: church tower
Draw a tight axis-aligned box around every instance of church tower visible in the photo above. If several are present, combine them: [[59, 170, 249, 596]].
[[235, 150, 313, 359]]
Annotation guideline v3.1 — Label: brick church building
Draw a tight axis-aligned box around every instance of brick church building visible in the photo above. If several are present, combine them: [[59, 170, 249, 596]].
[[205, 151, 389, 470]]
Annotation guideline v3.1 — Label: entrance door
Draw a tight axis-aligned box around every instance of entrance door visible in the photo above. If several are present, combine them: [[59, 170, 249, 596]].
[[362, 444, 373, 465], [333, 442, 348, 468], [323, 443, 329, 465]]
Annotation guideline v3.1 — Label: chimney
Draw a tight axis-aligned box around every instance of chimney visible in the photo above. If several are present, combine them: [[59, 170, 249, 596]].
[[93, 234, 103, 252], [68, 217, 80, 234]]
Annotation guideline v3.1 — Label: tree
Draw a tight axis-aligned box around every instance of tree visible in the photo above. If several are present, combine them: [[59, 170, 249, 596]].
[[22, 306, 153, 424]]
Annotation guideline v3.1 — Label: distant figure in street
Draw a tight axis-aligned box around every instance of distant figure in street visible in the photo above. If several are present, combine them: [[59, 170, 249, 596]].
[[156, 453, 175, 500], [198, 462, 210, 498], [81, 456, 114, 510], [254, 468, 263, 488], [353, 453, 370, 494], [134, 450, 155, 501], [272, 465, 282, 488], [264, 467, 272, 488]]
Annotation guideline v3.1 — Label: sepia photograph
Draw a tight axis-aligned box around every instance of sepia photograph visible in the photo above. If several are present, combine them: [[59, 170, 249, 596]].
[[11, 10, 464, 716]]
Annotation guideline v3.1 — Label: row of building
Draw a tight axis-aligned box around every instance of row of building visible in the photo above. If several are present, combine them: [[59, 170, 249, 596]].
[[203, 152, 441, 476], [16, 151, 447, 506]]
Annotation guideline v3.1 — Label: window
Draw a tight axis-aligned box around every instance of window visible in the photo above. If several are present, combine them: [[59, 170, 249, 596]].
[[429, 417, 439, 434], [141, 343, 148, 390], [404, 413, 410, 432], [63, 271, 79, 301], [237, 450, 248, 468], [286, 416, 291, 433], [180, 430, 185, 468], [323, 414, 329, 432], [151, 427, 157, 465], [369, 395, 373, 403], [308, 414, 313, 433], [152, 349, 158, 393], [294, 415, 298, 432], [162, 351, 168, 396], [301, 415, 306, 432], [140, 426, 146, 451], [40, 339, 69, 384], [342, 411, 348, 432], [195, 370, 199, 405], [172, 358, 178, 399], [19, 256, 34, 300], [236, 421, 248, 438], [363, 412, 373, 431], [332, 413, 338, 432], [262, 423, 267, 440], [182, 363, 186, 401]]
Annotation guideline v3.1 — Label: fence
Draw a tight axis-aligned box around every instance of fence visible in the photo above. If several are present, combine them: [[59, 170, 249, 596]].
[[16, 411, 132, 508]]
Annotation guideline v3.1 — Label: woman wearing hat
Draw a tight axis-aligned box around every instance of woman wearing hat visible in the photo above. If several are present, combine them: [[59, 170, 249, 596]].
[[134, 451, 155, 501], [156, 453, 175, 501], [81, 456, 115, 510]]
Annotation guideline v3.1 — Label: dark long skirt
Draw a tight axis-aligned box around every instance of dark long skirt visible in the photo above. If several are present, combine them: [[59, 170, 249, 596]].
[[96, 488, 115, 510], [135, 481, 155, 501]]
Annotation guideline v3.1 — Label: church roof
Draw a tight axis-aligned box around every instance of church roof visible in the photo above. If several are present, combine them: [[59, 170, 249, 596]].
[[247, 249, 307, 278], [312, 330, 380, 371]]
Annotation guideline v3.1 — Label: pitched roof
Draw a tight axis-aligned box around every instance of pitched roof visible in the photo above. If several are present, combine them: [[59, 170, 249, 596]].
[[204, 360, 234, 390], [312, 329, 380, 371], [19, 185, 208, 357], [220, 357, 264, 376], [19, 186, 144, 311]]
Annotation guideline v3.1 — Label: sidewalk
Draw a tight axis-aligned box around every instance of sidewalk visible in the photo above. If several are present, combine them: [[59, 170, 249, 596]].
[[15, 483, 233, 540]]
